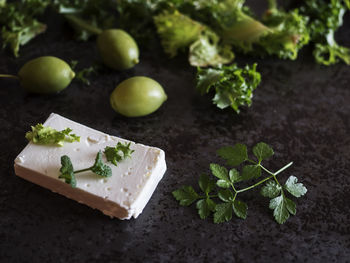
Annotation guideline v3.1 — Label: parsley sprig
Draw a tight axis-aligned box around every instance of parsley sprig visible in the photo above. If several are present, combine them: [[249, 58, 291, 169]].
[[104, 142, 134, 166], [173, 142, 307, 224], [59, 151, 112, 188], [58, 142, 134, 187]]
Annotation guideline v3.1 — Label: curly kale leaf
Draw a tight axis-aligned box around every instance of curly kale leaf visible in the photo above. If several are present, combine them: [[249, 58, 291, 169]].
[[300, 0, 350, 65], [0, 0, 49, 57], [196, 63, 261, 113]]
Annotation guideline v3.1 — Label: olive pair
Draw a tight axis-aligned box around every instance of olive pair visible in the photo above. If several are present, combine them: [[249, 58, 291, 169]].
[[17, 29, 139, 94]]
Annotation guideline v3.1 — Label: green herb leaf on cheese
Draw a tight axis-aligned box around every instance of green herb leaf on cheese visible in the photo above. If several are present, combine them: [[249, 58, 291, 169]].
[[104, 142, 134, 166], [59, 151, 112, 187], [59, 155, 76, 187], [26, 124, 80, 146], [91, 151, 112, 177]]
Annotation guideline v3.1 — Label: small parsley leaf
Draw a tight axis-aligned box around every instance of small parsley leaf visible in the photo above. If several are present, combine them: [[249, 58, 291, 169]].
[[241, 165, 261, 181], [104, 142, 134, 166], [252, 142, 274, 163], [214, 202, 233, 223], [172, 186, 200, 206], [229, 168, 241, 183], [59, 155, 76, 187], [284, 176, 307, 198], [91, 151, 112, 177], [217, 143, 248, 166], [198, 174, 216, 195], [218, 189, 234, 202], [233, 200, 248, 219], [260, 181, 281, 198], [210, 163, 231, 188], [196, 198, 216, 219], [269, 194, 296, 224]]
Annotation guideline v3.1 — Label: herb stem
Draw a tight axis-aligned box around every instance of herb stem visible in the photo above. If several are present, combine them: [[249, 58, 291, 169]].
[[237, 162, 293, 193], [0, 74, 19, 80], [236, 174, 274, 193], [64, 14, 102, 35], [74, 167, 92, 174]]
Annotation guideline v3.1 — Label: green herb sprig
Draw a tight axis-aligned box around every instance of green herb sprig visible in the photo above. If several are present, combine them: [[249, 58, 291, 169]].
[[104, 142, 134, 166], [59, 151, 112, 188], [59, 142, 134, 187], [172, 142, 307, 224]]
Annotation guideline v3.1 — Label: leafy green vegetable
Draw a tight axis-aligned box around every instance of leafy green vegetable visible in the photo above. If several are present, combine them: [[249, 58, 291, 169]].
[[300, 0, 350, 65], [172, 174, 216, 219], [154, 10, 206, 58], [173, 142, 307, 224], [153, 9, 234, 66], [0, 0, 49, 57], [196, 63, 261, 113], [104, 142, 134, 166], [53, 0, 115, 41], [25, 124, 80, 146], [59, 151, 112, 188], [189, 30, 234, 67]]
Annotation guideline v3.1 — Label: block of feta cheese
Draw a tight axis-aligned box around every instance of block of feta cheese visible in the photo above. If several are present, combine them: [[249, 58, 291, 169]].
[[14, 113, 166, 219]]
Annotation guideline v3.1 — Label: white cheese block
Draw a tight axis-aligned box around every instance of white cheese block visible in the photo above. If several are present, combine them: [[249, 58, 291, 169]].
[[14, 113, 167, 219]]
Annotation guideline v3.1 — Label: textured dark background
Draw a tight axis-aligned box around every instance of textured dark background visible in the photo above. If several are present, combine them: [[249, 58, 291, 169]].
[[0, 2, 350, 263]]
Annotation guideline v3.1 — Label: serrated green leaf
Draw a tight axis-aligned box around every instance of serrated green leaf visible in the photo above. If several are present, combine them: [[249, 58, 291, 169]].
[[217, 144, 248, 166], [284, 176, 307, 198], [196, 198, 216, 219], [241, 165, 261, 181], [285, 197, 296, 215], [218, 189, 234, 202], [229, 168, 241, 183], [59, 155, 76, 187], [198, 174, 216, 195], [210, 163, 229, 181], [104, 142, 134, 166], [91, 151, 112, 177], [213, 202, 233, 223], [261, 181, 281, 198], [269, 194, 292, 224], [253, 142, 274, 162], [233, 200, 248, 219], [216, 180, 231, 188], [172, 186, 200, 206]]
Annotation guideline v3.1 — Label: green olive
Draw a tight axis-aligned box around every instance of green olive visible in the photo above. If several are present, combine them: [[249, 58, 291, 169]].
[[110, 76, 167, 117], [18, 56, 75, 94], [97, 29, 139, 70]]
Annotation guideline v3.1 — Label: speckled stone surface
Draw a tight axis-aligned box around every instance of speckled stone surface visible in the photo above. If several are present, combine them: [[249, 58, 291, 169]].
[[0, 6, 350, 263]]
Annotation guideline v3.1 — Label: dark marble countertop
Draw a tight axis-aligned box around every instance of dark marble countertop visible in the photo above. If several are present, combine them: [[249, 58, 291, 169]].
[[0, 5, 349, 263]]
